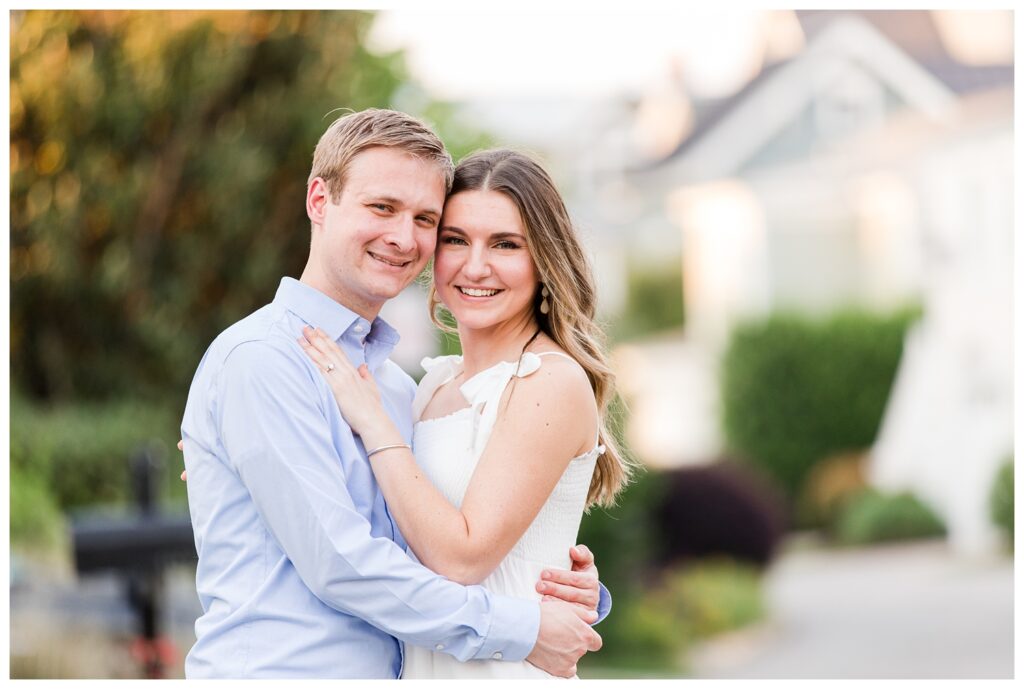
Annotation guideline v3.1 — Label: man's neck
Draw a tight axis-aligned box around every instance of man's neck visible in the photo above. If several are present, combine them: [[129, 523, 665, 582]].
[[298, 268, 381, 322]]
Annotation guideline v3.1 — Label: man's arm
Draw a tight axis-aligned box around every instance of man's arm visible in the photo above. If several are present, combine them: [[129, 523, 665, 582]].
[[210, 341, 598, 673]]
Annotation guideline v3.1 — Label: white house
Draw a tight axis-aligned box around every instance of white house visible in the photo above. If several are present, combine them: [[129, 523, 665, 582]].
[[580, 11, 1013, 556]]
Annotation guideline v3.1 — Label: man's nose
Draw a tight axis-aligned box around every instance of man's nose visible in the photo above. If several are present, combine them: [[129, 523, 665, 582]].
[[382, 214, 416, 253]]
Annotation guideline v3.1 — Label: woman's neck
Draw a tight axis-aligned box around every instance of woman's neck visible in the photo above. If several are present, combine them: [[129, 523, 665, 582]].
[[457, 315, 541, 379]]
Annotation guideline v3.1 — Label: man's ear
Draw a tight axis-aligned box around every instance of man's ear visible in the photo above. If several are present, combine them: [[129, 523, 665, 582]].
[[306, 177, 329, 228]]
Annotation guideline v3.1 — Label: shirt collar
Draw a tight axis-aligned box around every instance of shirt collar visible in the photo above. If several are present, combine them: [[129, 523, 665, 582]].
[[272, 277, 400, 355]]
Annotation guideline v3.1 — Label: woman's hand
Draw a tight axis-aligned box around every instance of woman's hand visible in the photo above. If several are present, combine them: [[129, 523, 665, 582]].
[[298, 325, 393, 440]]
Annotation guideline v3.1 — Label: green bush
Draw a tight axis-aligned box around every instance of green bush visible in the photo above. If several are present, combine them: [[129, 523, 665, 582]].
[[10, 466, 66, 550], [658, 558, 764, 641], [833, 488, 945, 545], [989, 459, 1013, 546], [796, 450, 868, 530], [576, 460, 670, 672], [583, 557, 765, 675], [721, 307, 918, 503], [600, 592, 683, 672], [609, 255, 685, 343], [10, 390, 185, 513]]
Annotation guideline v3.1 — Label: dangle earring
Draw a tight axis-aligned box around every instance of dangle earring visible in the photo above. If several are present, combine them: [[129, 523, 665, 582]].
[[540, 284, 551, 315]]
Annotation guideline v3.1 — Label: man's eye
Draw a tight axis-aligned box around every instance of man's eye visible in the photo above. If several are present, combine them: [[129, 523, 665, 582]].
[[416, 216, 437, 226], [371, 203, 392, 212]]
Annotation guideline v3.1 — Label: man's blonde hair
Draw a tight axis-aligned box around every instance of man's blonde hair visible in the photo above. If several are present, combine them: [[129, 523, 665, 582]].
[[308, 108, 454, 202]]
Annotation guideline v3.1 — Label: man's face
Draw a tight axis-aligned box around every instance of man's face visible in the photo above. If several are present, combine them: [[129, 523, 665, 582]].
[[308, 146, 446, 318]]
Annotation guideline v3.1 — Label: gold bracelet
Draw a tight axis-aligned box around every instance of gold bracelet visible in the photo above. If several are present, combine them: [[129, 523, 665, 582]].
[[365, 443, 411, 459]]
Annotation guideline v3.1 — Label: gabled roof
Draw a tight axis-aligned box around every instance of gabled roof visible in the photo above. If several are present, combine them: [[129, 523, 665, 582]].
[[631, 10, 1011, 182], [799, 10, 1014, 95]]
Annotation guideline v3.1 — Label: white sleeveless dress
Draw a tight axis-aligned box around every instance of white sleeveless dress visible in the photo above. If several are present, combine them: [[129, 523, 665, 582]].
[[401, 351, 604, 679]]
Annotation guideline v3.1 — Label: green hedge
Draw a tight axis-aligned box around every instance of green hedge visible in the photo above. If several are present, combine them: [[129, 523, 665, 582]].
[[989, 459, 1013, 546], [609, 255, 685, 343], [721, 307, 918, 501], [833, 488, 945, 545], [10, 466, 66, 551], [576, 466, 669, 671], [580, 556, 764, 676], [10, 390, 186, 538]]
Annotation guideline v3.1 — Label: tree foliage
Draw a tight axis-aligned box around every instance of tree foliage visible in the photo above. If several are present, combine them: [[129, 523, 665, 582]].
[[11, 10, 488, 403]]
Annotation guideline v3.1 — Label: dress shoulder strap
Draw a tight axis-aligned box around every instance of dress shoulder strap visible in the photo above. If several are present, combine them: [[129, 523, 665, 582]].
[[535, 350, 579, 365]]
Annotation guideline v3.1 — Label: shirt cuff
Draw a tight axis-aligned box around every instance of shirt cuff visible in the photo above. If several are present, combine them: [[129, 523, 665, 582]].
[[474, 594, 540, 662], [594, 582, 612, 625]]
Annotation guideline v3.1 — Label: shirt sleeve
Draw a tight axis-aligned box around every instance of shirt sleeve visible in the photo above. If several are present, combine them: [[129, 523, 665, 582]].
[[595, 582, 612, 624], [216, 340, 539, 662]]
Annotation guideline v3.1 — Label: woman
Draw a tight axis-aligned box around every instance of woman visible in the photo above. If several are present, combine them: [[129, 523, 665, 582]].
[[299, 149, 633, 678]]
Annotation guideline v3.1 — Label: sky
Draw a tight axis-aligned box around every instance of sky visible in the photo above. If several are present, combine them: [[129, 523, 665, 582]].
[[368, 9, 1013, 103], [367, 9, 782, 101]]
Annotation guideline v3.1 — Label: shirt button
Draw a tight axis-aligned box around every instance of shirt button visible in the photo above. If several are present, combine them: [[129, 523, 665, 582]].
[[435, 643, 445, 651], [492, 652, 503, 660], [353, 325, 364, 333]]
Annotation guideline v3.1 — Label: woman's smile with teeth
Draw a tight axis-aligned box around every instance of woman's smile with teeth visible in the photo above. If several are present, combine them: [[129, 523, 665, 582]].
[[458, 286, 501, 297]]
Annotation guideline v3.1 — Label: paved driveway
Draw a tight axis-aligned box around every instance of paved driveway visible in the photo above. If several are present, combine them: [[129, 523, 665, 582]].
[[689, 538, 1014, 679]]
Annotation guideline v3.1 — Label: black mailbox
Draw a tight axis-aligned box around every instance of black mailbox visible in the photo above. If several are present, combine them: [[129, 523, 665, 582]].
[[69, 446, 197, 677]]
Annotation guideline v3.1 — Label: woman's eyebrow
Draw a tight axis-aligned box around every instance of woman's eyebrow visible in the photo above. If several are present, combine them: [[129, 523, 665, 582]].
[[438, 227, 525, 241]]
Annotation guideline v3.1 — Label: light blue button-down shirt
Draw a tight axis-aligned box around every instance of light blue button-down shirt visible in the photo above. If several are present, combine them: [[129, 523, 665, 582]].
[[181, 277, 544, 678]]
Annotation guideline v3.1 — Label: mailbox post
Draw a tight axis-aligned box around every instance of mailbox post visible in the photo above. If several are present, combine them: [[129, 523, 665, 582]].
[[71, 446, 196, 678]]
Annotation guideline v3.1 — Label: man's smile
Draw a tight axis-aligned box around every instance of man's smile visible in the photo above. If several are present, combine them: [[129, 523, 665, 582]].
[[368, 251, 413, 268]]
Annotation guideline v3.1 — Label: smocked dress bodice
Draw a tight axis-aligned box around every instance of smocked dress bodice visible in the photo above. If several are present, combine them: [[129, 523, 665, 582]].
[[401, 352, 602, 679]]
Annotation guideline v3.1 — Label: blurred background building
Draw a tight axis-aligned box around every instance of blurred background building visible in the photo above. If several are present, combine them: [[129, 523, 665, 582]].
[[573, 10, 1014, 559], [9, 8, 1014, 679]]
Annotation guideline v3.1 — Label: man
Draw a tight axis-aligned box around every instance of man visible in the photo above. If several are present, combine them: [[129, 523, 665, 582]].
[[180, 109, 606, 678]]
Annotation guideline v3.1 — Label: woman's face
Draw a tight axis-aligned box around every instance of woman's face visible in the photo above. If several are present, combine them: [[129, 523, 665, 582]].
[[434, 190, 539, 333]]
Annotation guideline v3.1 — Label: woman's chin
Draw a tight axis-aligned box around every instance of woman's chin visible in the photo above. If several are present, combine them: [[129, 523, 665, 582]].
[[449, 313, 498, 332]]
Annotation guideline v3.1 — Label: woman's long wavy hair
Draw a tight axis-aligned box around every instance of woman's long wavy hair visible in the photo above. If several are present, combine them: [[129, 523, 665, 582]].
[[428, 149, 635, 508]]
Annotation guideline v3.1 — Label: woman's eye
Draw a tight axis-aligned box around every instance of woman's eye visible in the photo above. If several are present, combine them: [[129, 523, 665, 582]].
[[442, 236, 467, 245], [495, 241, 520, 250]]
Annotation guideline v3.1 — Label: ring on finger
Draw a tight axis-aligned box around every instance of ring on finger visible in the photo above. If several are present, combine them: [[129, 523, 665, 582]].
[[326, 363, 336, 373]]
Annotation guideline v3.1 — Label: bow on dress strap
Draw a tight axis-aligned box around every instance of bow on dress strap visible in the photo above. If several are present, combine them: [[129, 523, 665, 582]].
[[458, 352, 542, 458], [413, 355, 464, 421]]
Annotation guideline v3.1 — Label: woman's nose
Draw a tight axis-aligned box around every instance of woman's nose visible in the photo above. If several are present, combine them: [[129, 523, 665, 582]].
[[461, 246, 492, 280]]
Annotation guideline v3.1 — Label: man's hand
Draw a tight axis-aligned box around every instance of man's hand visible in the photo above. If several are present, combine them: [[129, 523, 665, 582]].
[[525, 598, 602, 677], [534, 544, 600, 619]]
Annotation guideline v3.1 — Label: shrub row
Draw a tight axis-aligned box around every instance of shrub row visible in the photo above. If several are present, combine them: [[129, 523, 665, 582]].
[[10, 390, 186, 546], [832, 488, 946, 545], [989, 458, 1013, 547], [720, 307, 919, 505]]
